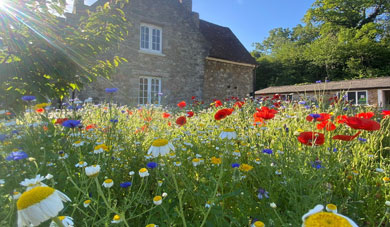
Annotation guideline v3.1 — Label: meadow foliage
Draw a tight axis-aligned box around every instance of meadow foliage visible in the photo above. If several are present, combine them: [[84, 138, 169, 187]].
[[0, 93, 390, 226]]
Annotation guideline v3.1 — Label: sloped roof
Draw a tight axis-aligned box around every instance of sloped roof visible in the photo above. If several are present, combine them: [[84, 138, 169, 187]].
[[255, 77, 390, 95], [199, 20, 256, 65]]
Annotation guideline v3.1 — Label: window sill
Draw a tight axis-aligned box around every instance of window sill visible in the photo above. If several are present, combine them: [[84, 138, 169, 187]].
[[138, 49, 165, 57]]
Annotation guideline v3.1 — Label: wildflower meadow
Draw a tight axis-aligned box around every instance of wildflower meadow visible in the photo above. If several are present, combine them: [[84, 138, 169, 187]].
[[0, 93, 390, 227]]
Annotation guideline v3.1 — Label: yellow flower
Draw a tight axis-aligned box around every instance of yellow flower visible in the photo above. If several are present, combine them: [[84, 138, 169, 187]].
[[383, 177, 390, 183], [34, 103, 50, 109], [17, 186, 71, 226], [305, 212, 352, 226], [252, 221, 265, 227], [239, 164, 253, 172], [146, 224, 158, 227], [111, 214, 121, 223], [94, 144, 109, 154], [153, 196, 163, 205], [210, 157, 222, 165]]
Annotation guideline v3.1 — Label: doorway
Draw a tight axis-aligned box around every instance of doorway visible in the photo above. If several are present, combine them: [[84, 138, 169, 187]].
[[385, 90, 390, 108]]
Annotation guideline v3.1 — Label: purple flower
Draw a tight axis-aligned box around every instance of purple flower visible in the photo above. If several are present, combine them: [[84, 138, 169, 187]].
[[110, 119, 118, 123], [120, 182, 132, 188], [298, 101, 306, 105], [62, 120, 81, 128], [105, 88, 118, 93], [358, 138, 367, 142], [147, 162, 158, 169], [231, 163, 240, 168], [316, 80, 322, 83], [0, 134, 7, 142], [21, 96, 36, 101], [257, 188, 269, 199], [262, 149, 273, 155], [309, 113, 321, 119], [311, 159, 323, 169], [6, 151, 28, 161]]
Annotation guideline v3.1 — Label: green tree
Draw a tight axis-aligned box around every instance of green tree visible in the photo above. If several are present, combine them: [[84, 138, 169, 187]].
[[0, 0, 130, 109]]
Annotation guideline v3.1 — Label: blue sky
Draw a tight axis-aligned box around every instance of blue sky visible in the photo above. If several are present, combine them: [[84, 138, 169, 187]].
[[70, 0, 316, 51], [193, 0, 315, 51]]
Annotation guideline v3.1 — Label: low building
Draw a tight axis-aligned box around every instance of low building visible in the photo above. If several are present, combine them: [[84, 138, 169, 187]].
[[255, 77, 390, 107]]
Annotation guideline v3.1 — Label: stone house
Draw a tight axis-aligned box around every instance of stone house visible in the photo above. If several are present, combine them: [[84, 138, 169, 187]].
[[67, 0, 256, 105], [254, 77, 390, 107]]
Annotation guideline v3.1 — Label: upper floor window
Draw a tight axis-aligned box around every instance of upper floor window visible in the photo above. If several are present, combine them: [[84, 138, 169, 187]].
[[140, 24, 162, 53]]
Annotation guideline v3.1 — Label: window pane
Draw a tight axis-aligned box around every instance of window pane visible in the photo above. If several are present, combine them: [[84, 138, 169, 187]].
[[357, 91, 367, 104], [141, 26, 149, 49], [347, 92, 356, 104], [152, 28, 160, 51]]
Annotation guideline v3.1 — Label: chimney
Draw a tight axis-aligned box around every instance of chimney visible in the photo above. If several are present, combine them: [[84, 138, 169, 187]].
[[179, 0, 192, 12], [73, 0, 86, 14]]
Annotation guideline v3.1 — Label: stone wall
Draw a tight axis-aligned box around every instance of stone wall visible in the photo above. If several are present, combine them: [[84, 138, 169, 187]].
[[203, 59, 254, 102], [78, 0, 209, 106]]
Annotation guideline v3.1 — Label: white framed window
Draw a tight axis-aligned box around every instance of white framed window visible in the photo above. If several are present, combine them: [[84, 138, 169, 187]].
[[139, 77, 161, 105], [343, 91, 368, 105], [140, 24, 162, 53]]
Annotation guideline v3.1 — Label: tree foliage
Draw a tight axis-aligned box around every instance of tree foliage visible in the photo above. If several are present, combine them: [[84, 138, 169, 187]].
[[252, 0, 390, 90], [0, 0, 130, 109]]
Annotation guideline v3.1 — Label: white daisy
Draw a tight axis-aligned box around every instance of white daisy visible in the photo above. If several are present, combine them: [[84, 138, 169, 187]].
[[147, 139, 175, 157], [75, 161, 88, 168], [153, 196, 163, 205], [219, 128, 237, 140], [85, 165, 101, 177], [20, 175, 47, 191], [83, 199, 91, 208], [139, 168, 149, 177], [102, 179, 114, 188], [50, 216, 74, 227], [302, 204, 358, 227], [17, 186, 71, 227], [111, 214, 122, 224]]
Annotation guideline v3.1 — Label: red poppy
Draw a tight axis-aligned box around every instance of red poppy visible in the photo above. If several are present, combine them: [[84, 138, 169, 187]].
[[214, 108, 231, 120], [355, 112, 374, 119], [273, 101, 281, 108], [177, 101, 186, 109], [36, 108, 44, 113], [176, 116, 186, 126], [162, 112, 171, 118], [234, 101, 245, 109], [271, 94, 280, 100], [191, 96, 196, 100], [332, 131, 361, 141], [336, 115, 348, 124], [253, 117, 265, 126], [5, 112, 12, 115], [215, 100, 222, 107], [86, 124, 97, 131], [316, 120, 336, 131], [382, 110, 390, 118], [43, 126, 48, 131], [254, 106, 278, 120], [186, 111, 194, 118], [127, 110, 133, 115], [55, 118, 68, 125], [297, 132, 325, 146], [344, 117, 380, 131]]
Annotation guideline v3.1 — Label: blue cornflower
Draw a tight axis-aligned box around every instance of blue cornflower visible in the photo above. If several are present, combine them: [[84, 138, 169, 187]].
[[358, 138, 367, 142], [316, 80, 322, 83], [6, 151, 28, 161], [333, 148, 338, 152], [262, 149, 273, 155], [110, 119, 118, 123], [325, 80, 330, 82], [0, 134, 7, 142], [343, 107, 348, 111], [147, 162, 158, 169], [105, 88, 118, 93], [231, 163, 240, 168], [120, 182, 132, 188], [298, 101, 306, 105], [11, 130, 19, 134], [311, 159, 323, 169], [62, 120, 81, 128], [309, 113, 321, 119], [304, 105, 311, 109], [21, 96, 36, 101], [257, 188, 269, 199]]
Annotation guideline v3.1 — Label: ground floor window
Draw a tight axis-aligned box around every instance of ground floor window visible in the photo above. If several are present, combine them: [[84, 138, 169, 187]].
[[280, 94, 293, 101], [346, 91, 367, 105], [139, 77, 161, 105]]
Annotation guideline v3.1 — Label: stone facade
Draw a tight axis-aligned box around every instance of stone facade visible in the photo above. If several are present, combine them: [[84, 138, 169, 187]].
[[203, 59, 255, 102], [72, 0, 255, 105]]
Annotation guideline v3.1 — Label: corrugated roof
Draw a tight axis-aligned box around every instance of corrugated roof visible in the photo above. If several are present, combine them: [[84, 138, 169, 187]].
[[199, 20, 256, 65], [255, 77, 390, 95]]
